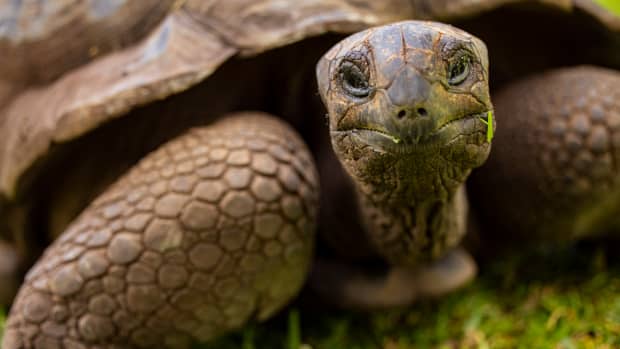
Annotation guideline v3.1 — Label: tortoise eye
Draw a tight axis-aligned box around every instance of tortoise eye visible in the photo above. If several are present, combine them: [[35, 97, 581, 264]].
[[340, 61, 370, 98], [338, 51, 372, 99], [448, 52, 472, 86]]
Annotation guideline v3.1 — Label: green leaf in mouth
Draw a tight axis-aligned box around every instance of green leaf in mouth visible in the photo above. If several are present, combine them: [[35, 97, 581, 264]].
[[479, 110, 494, 142], [594, 0, 620, 17]]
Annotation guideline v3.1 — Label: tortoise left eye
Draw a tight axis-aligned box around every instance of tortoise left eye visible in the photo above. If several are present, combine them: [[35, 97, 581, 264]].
[[448, 53, 472, 86]]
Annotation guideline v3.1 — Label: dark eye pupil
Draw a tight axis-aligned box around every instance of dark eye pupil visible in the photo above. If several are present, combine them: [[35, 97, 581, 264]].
[[340, 61, 371, 98], [345, 68, 367, 89], [451, 61, 465, 78]]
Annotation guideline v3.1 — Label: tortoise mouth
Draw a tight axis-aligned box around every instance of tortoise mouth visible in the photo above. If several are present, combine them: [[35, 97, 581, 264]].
[[333, 110, 489, 152]]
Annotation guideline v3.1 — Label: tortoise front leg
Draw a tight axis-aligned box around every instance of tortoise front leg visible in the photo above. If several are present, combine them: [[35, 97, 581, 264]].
[[3, 112, 318, 349]]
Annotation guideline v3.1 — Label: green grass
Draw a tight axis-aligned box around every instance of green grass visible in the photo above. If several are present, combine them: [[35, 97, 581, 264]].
[[595, 0, 620, 16], [0, 308, 4, 344], [3, 243, 620, 348], [288, 309, 302, 349]]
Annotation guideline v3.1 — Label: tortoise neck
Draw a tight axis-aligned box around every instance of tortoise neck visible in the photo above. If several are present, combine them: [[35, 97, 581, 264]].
[[342, 148, 472, 265], [357, 184, 468, 266]]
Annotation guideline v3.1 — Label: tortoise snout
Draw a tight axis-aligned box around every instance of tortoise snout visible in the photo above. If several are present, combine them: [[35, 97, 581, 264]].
[[387, 66, 431, 121]]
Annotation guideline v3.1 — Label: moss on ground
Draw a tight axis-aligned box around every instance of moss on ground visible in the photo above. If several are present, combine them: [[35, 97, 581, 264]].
[[2, 243, 620, 348], [0, 309, 4, 345]]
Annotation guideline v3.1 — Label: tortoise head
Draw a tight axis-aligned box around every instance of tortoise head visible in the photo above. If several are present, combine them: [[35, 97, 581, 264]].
[[317, 21, 493, 204]]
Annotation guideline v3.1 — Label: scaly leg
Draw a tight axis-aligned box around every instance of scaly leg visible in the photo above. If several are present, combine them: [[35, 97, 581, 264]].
[[470, 66, 620, 241], [3, 112, 319, 349]]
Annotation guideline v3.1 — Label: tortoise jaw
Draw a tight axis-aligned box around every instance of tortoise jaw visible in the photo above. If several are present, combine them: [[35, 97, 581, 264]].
[[334, 127, 403, 145], [335, 110, 490, 152], [431, 110, 491, 144]]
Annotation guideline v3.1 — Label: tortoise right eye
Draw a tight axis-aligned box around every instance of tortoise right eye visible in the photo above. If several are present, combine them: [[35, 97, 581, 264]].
[[338, 51, 372, 99], [340, 61, 370, 98]]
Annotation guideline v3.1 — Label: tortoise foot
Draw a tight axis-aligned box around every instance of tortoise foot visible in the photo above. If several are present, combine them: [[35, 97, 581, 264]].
[[309, 247, 476, 309], [2, 112, 319, 349]]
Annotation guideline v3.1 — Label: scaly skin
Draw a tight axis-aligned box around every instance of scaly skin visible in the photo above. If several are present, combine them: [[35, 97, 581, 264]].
[[3, 113, 318, 348], [471, 66, 620, 241]]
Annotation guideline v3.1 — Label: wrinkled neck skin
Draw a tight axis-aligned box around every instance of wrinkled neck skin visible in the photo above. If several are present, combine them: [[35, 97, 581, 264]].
[[332, 131, 484, 266]]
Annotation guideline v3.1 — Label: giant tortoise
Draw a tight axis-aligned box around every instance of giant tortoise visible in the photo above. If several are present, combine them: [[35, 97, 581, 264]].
[[0, 0, 619, 348]]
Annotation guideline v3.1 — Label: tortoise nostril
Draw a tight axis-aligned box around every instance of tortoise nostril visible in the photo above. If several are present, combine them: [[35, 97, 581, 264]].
[[396, 108, 427, 119]]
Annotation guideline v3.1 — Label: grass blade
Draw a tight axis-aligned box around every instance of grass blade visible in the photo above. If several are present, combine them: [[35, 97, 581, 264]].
[[242, 326, 255, 349], [288, 309, 301, 349]]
